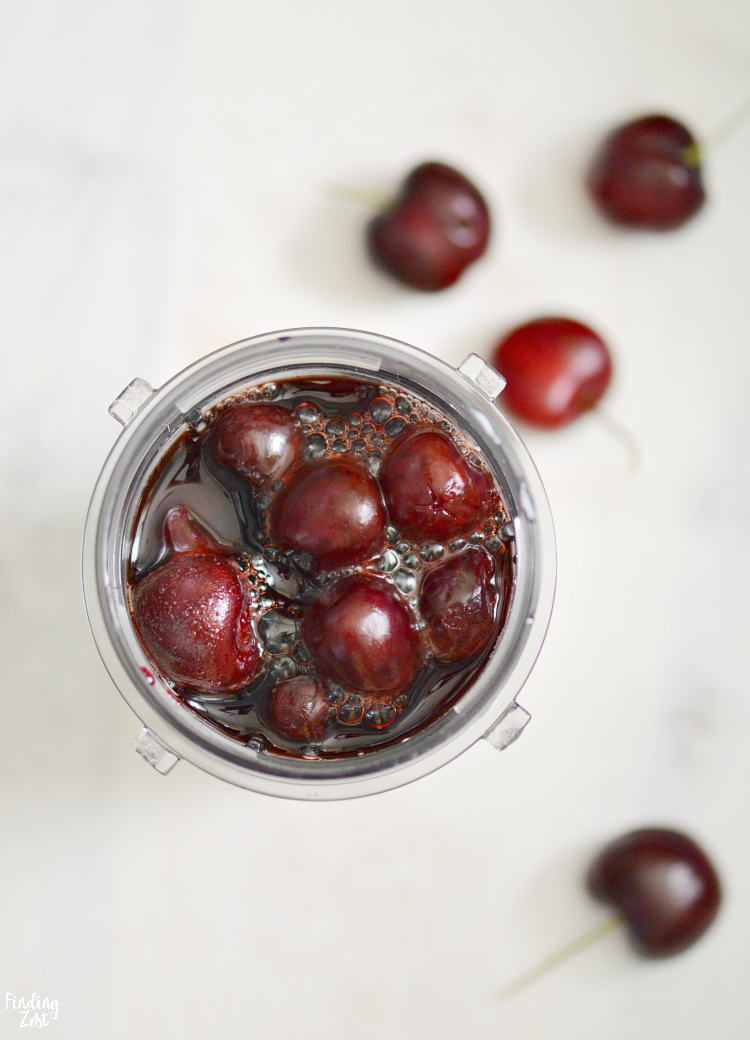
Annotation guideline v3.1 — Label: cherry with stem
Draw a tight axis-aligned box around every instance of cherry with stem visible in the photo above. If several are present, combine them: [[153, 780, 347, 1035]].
[[588, 97, 750, 231], [496, 828, 721, 1001], [490, 316, 640, 470]]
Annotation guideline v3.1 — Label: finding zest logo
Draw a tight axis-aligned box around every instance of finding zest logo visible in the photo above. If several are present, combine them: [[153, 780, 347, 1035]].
[[5, 993, 60, 1028]]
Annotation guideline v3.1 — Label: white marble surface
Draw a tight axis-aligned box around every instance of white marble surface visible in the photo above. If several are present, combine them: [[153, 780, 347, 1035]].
[[2, 0, 749, 1036]]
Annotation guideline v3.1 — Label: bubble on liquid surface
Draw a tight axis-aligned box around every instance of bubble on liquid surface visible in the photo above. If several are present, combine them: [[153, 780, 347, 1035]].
[[326, 682, 346, 704], [384, 417, 407, 438], [295, 404, 319, 424], [378, 549, 399, 573], [330, 439, 347, 453], [259, 611, 298, 654], [301, 745, 320, 759], [419, 544, 445, 561], [369, 398, 392, 424], [395, 396, 411, 415], [449, 538, 466, 552], [366, 703, 397, 728], [269, 656, 298, 679], [394, 568, 416, 594], [301, 434, 328, 460], [403, 552, 420, 569], [351, 439, 367, 453], [338, 697, 365, 724], [325, 419, 346, 437]]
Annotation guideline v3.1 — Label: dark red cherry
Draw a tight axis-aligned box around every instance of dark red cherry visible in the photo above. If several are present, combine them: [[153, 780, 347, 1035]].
[[270, 457, 386, 569], [420, 548, 503, 662], [588, 115, 705, 230], [207, 402, 301, 485], [163, 504, 224, 555], [587, 828, 721, 957], [380, 426, 489, 543], [492, 317, 612, 429], [268, 676, 332, 743], [302, 575, 422, 693], [133, 554, 260, 693], [368, 161, 491, 291]]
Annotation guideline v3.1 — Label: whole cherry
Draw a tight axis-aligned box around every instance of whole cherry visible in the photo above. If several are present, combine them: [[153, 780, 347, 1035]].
[[499, 826, 722, 999], [367, 161, 490, 291], [302, 574, 423, 694], [420, 548, 504, 662], [206, 402, 301, 486], [587, 827, 722, 957], [268, 676, 332, 743], [133, 553, 260, 693], [588, 114, 705, 230], [492, 317, 612, 429], [380, 426, 490, 542], [133, 506, 260, 693], [270, 457, 386, 570]]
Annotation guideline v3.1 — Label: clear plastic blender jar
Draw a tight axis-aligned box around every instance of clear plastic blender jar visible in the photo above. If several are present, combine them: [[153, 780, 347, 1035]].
[[83, 327, 555, 800]]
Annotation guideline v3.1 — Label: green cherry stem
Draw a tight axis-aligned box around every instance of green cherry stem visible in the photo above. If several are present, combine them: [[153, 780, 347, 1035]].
[[496, 912, 622, 1001], [591, 406, 642, 473], [683, 94, 750, 167]]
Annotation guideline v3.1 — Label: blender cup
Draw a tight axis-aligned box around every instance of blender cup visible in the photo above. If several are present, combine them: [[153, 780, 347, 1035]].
[[82, 328, 555, 799]]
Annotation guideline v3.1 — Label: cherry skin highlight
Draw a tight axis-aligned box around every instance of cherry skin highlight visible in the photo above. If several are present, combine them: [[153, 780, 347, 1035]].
[[268, 676, 332, 743], [587, 828, 721, 957], [381, 426, 490, 542], [492, 317, 612, 429], [420, 548, 503, 662], [133, 554, 260, 693], [302, 575, 423, 694], [588, 115, 705, 231], [207, 402, 301, 485], [270, 457, 386, 570], [368, 161, 491, 291]]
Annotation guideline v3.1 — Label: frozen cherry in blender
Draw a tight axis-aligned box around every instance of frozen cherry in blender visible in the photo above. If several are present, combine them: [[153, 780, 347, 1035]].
[[302, 574, 422, 694], [270, 457, 386, 570], [381, 426, 490, 542], [207, 402, 302, 485], [268, 676, 332, 743], [133, 510, 261, 694], [420, 547, 505, 662]]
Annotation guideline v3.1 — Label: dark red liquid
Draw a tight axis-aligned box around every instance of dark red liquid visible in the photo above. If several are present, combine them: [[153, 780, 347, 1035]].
[[128, 376, 514, 758]]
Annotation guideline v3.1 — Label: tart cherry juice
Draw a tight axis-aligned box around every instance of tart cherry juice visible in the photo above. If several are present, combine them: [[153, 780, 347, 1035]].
[[127, 375, 514, 759]]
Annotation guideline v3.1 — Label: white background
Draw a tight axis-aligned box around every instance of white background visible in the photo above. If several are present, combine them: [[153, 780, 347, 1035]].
[[1, 0, 749, 1036]]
